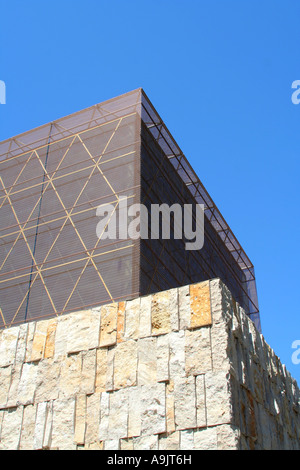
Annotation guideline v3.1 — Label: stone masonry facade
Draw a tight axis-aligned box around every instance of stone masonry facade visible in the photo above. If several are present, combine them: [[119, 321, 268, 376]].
[[0, 279, 299, 450]]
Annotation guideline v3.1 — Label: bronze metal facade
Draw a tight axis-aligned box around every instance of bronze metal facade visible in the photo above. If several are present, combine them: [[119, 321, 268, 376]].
[[0, 89, 260, 330]]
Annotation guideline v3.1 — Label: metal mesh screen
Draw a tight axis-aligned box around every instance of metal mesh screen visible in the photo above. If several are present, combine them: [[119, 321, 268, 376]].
[[0, 90, 142, 328], [0, 88, 260, 331]]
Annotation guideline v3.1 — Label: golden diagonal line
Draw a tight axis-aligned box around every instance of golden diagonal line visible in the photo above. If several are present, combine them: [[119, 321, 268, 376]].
[[0, 307, 6, 328], [19, 120, 123, 312], [0, 150, 35, 210], [0, 177, 57, 318], [0, 135, 78, 272], [60, 201, 119, 314]]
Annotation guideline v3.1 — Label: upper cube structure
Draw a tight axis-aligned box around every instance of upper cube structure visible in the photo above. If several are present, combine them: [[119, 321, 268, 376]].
[[0, 89, 260, 330]]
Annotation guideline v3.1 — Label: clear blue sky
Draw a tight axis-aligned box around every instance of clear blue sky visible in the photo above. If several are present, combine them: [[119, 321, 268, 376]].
[[0, 0, 300, 384]]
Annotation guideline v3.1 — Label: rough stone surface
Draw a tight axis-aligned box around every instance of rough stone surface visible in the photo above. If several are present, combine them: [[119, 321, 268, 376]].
[[0, 279, 299, 450]]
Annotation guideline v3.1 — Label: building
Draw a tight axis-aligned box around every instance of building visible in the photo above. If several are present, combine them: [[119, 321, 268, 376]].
[[0, 89, 260, 331]]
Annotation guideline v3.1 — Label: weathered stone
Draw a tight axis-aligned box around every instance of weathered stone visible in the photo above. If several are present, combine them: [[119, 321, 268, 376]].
[[98, 392, 110, 441], [0, 326, 19, 368], [108, 388, 128, 439], [51, 398, 76, 450], [81, 349, 96, 395], [169, 330, 185, 378], [74, 394, 86, 446], [105, 439, 119, 450], [216, 424, 240, 450], [173, 376, 197, 430], [17, 362, 38, 405], [19, 404, 36, 450], [114, 340, 137, 390], [178, 284, 190, 330], [137, 337, 157, 385], [140, 383, 166, 436], [205, 370, 233, 426], [58, 353, 82, 398], [190, 281, 212, 328], [124, 298, 140, 340], [15, 323, 28, 365], [31, 320, 49, 362], [0, 406, 23, 450], [180, 429, 194, 450], [169, 288, 179, 331], [105, 348, 115, 391], [166, 380, 176, 434], [44, 319, 57, 359], [139, 295, 152, 338], [151, 291, 171, 335], [95, 348, 107, 392], [35, 358, 61, 403], [194, 427, 218, 450], [158, 431, 180, 450], [157, 334, 169, 382], [120, 438, 134, 450], [196, 374, 206, 428], [128, 386, 141, 438], [85, 393, 101, 447], [117, 301, 126, 343], [99, 303, 118, 347], [66, 309, 101, 354], [34, 402, 48, 449], [43, 400, 53, 449], [24, 322, 36, 362], [185, 328, 212, 376], [0, 366, 11, 408], [133, 434, 158, 450]]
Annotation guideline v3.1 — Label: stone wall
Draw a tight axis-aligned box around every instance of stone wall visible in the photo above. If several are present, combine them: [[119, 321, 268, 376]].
[[0, 279, 299, 450]]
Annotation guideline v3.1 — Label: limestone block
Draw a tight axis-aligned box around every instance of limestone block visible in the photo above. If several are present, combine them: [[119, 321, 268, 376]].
[[196, 374, 206, 428], [44, 319, 57, 359], [74, 394, 86, 446], [190, 281, 212, 328], [105, 348, 115, 391], [0, 406, 23, 450], [157, 334, 169, 383], [140, 383, 166, 436], [124, 298, 140, 340], [173, 376, 197, 430], [169, 330, 185, 378], [0, 326, 19, 368], [58, 353, 82, 398], [120, 438, 134, 450], [17, 362, 38, 405], [114, 340, 137, 390], [85, 393, 101, 447], [98, 392, 110, 441], [117, 301, 126, 343], [0, 366, 11, 408], [139, 295, 152, 338], [128, 386, 141, 438], [210, 321, 231, 372], [43, 400, 53, 449], [24, 322, 36, 362], [169, 288, 179, 331], [81, 349, 96, 395], [133, 434, 158, 450], [51, 398, 76, 450], [95, 348, 108, 393], [34, 358, 61, 403], [137, 337, 157, 385], [34, 402, 48, 450], [108, 388, 129, 439], [105, 439, 119, 450], [31, 320, 49, 362], [185, 328, 212, 376], [194, 427, 218, 450], [178, 284, 190, 330], [180, 429, 194, 450], [99, 303, 118, 348], [15, 323, 28, 365], [205, 370, 233, 426], [158, 431, 180, 450], [151, 291, 171, 336], [54, 314, 71, 359], [19, 404, 36, 450], [208, 279, 223, 325], [66, 309, 101, 354], [166, 380, 176, 434]]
